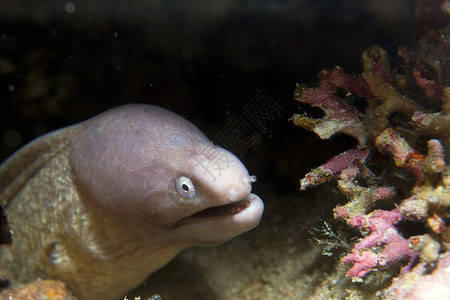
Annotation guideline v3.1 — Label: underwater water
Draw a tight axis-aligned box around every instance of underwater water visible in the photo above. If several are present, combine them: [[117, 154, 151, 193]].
[[1, 0, 449, 299]]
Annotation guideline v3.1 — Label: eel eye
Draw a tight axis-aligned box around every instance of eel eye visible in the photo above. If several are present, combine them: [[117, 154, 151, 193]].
[[168, 175, 201, 207], [176, 176, 196, 198]]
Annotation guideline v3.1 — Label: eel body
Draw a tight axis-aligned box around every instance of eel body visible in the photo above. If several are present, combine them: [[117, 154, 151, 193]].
[[0, 104, 264, 299]]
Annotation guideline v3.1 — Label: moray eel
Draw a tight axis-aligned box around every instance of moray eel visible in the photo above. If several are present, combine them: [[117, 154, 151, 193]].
[[0, 104, 264, 299]]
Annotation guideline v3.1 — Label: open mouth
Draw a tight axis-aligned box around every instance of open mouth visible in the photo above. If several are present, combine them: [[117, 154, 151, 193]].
[[191, 199, 251, 218], [169, 198, 255, 229]]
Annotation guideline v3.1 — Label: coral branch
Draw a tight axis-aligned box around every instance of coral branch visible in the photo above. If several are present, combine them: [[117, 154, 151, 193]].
[[399, 167, 450, 233], [375, 128, 425, 181], [341, 209, 418, 278], [292, 67, 369, 146], [412, 110, 450, 144], [300, 149, 368, 190], [413, 68, 445, 99]]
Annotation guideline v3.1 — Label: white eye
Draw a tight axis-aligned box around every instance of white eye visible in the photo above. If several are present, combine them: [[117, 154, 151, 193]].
[[176, 176, 196, 198]]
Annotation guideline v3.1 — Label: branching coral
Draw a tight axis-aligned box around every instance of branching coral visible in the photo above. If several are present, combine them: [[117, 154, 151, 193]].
[[339, 208, 418, 278], [291, 67, 370, 146], [292, 15, 450, 295]]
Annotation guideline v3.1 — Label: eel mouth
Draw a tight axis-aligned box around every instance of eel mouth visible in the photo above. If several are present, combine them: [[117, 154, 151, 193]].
[[169, 198, 255, 229], [191, 199, 251, 218]]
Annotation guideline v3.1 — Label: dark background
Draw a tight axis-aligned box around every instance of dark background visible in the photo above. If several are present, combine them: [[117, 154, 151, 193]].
[[0, 0, 418, 200]]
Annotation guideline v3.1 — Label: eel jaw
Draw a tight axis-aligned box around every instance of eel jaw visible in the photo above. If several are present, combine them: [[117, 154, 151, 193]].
[[190, 198, 252, 218], [168, 193, 264, 246]]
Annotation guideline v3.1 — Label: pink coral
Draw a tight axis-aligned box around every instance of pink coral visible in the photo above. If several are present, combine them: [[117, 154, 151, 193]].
[[293, 40, 449, 284], [292, 20, 450, 295], [341, 209, 418, 278], [413, 68, 445, 99], [299, 149, 368, 190], [341, 250, 378, 278], [291, 67, 369, 146]]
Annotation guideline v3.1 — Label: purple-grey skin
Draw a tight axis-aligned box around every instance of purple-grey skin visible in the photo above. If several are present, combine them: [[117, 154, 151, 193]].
[[0, 104, 264, 299]]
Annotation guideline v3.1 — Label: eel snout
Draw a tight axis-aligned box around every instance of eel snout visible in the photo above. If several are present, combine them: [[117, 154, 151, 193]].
[[167, 169, 264, 246]]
